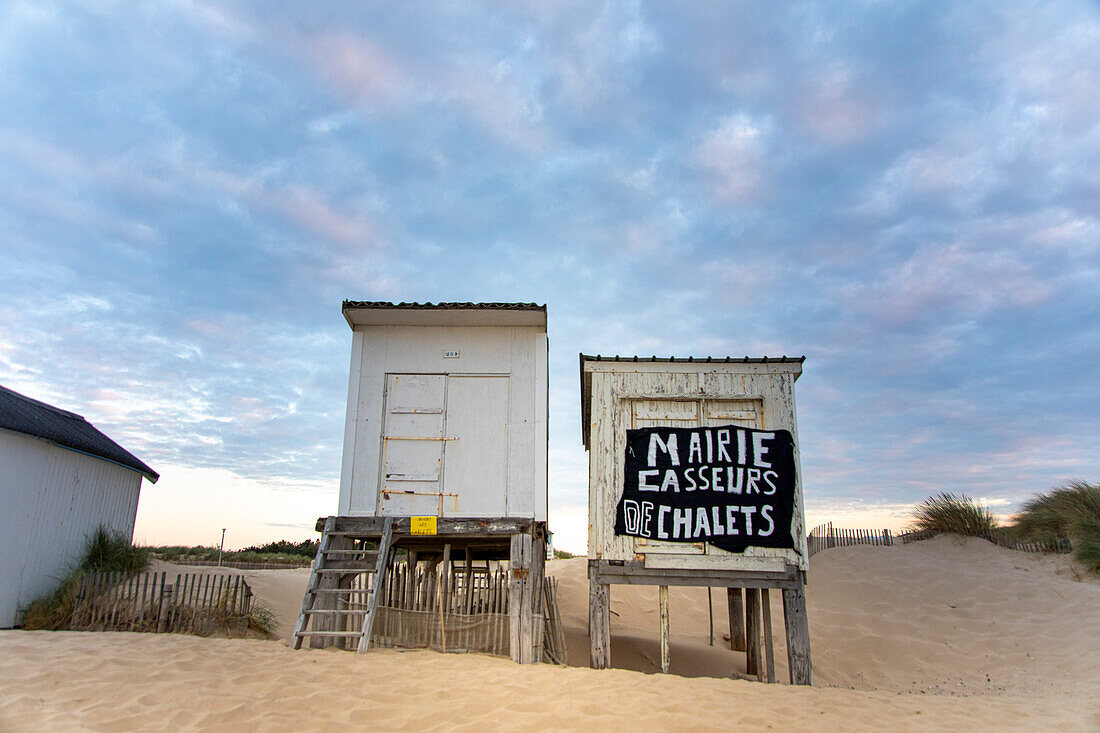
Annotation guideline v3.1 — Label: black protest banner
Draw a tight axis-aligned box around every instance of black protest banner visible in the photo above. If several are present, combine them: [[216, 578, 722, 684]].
[[614, 424, 797, 553]]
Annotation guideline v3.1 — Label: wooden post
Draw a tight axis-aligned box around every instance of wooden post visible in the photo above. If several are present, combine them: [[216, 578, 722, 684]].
[[659, 585, 670, 674], [745, 587, 761, 679], [439, 543, 452, 651], [508, 533, 535, 664], [707, 587, 714, 646], [157, 581, 172, 634], [761, 589, 775, 683], [727, 587, 746, 652], [531, 535, 546, 662], [588, 573, 611, 669], [404, 551, 418, 610], [782, 578, 813, 685]]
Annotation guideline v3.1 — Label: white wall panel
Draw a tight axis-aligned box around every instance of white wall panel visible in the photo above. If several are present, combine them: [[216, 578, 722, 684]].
[[338, 324, 547, 521], [0, 430, 142, 627]]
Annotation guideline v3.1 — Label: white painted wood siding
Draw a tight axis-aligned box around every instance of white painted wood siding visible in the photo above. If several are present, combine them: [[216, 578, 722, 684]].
[[0, 429, 142, 627], [338, 325, 547, 520], [585, 362, 808, 571]]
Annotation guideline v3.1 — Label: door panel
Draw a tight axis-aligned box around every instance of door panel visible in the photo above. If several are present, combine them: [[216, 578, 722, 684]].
[[705, 399, 762, 428], [631, 399, 704, 555], [704, 399, 762, 558], [442, 376, 509, 517], [379, 374, 446, 516]]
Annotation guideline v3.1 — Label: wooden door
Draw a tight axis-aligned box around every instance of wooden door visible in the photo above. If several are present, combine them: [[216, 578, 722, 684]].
[[441, 375, 509, 517], [631, 398, 705, 555], [378, 374, 447, 515], [703, 399, 762, 558]]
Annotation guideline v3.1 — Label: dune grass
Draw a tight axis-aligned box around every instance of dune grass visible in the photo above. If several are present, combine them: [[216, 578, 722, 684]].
[[22, 527, 149, 630], [148, 538, 317, 566], [1012, 481, 1100, 572], [910, 492, 997, 537]]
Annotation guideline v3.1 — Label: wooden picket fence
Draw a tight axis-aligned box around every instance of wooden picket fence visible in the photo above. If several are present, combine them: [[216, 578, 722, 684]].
[[315, 559, 568, 664], [70, 571, 254, 636], [809, 523, 1072, 558], [807, 523, 893, 557]]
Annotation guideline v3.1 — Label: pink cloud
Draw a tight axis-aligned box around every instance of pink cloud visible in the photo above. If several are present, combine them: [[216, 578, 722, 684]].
[[692, 114, 771, 204]]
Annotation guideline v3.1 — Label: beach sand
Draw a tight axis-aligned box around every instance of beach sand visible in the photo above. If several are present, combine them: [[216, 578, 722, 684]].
[[1, 535, 1097, 731]]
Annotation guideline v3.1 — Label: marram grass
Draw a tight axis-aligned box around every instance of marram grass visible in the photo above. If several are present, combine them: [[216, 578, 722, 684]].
[[23, 527, 148, 630], [910, 492, 996, 537], [1012, 481, 1100, 573]]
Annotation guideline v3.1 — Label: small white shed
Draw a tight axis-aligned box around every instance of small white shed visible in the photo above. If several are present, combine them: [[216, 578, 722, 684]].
[[580, 355, 813, 683], [0, 385, 158, 628], [337, 301, 548, 520]]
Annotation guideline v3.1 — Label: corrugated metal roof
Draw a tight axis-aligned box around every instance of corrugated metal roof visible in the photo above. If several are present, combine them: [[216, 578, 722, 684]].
[[580, 354, 805, 364], [578, 353, 806, 449], [0, 385, 159, 482], [343, 301, 545, 311]]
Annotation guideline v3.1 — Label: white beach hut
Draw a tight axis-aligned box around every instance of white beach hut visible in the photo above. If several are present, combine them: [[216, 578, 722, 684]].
[[337, 301, 548, 520], [294, 302, 555, 663], [0, 385, 158, 628], [580, 354, 812, 683]]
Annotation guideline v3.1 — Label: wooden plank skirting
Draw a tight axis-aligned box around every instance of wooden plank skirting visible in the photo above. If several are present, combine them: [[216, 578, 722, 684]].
[[70, 571, 254, 636], [295, 557, 567, 664]]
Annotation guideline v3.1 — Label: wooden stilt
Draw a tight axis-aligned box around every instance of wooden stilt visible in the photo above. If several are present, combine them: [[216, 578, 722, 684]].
[[439, 543, 451, 652], [727, 587, 746, 652], [707, 586, 714, 646], [745, 587, 761, 679], [530, 535, 546, 662], [588, 575, 611, 669], [405, 551, 418, 609], [659, 585, 670, 674], [782, 578, 813, 685], [761, 589, 775, 683], [509, 533, 535, 663]]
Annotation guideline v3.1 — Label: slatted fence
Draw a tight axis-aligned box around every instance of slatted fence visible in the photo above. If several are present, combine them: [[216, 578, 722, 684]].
[[807, 523, 893, 557], [310, 560, 568, 664], [70, 571, 254, 636], [809, 523, 1072, 558]]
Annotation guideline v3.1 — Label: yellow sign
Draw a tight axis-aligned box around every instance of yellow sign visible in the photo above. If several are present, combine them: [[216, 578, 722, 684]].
[[410, 516, 437, 535]]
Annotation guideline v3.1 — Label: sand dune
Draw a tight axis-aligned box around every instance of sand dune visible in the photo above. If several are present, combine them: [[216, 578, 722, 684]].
[[1, 536, 1097, 731]]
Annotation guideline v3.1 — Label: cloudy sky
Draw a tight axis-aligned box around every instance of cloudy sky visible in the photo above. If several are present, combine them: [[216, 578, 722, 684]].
[[2, 1, 1098, 552]]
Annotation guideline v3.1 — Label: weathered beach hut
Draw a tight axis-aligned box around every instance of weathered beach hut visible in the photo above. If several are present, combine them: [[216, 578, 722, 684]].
[[0, 385, 158, 628], [295, 302, 561, 663], [581, 355, 812, 683]]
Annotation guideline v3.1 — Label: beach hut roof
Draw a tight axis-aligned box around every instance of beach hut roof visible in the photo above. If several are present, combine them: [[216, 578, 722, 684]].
[[342, 301, 547, 328], [578, 353, 806, 450], [0, 384, 159, 482]]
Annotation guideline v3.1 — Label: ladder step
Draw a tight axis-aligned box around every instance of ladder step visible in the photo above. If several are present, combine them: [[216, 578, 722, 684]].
[[295, 631, 364, 637], [316, 566, 378, 573], [309, 588, 374, 594], [324, 531, 385, 538], [303, 603, 367, 611]]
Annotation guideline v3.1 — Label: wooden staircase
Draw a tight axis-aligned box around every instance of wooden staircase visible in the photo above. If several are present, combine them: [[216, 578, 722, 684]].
[[293, 517, 394, 652]]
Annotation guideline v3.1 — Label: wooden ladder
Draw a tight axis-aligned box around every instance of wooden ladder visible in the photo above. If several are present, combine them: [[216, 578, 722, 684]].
[[293, 517, 394, 651]]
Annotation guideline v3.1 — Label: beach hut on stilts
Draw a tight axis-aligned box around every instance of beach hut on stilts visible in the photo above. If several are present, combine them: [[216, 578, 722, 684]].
[[581, 354, 812, 683], [295, 302, 565, 664]]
